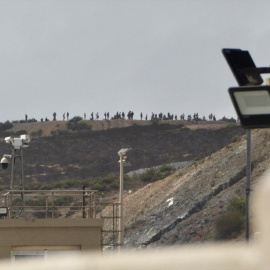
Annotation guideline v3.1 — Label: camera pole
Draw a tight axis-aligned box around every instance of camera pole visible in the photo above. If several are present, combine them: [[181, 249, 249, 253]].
[[10, 148, 15, 190], [246, 129, 251, 241], [118, 154, 124, 251]]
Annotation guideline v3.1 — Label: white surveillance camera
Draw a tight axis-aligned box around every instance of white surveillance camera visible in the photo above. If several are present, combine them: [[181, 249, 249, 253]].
[[0, 157, 9, 170], [4, 136, 13, 144], [20, 134, 31, 146], [4, 134, 31, 149], [118, 148, 131, 156]]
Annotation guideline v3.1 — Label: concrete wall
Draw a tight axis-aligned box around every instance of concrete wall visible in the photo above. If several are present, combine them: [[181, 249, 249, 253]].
[[0, 219, 103, 260]]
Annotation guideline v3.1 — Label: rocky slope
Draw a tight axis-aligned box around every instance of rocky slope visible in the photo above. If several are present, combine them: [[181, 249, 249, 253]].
[[118, 128, 270, 247]]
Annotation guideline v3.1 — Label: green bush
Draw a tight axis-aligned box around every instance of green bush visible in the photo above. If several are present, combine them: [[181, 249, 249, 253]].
[[25, 178, 96, 190], [231, 136, 240, 143], [69, 116, 83, 122], [159, 164, 171, 173], [221, 117, 237, 123], [54, 180, 78, 189], [27, 196, 47, 206], [214, 197, 245, 240], [67, 121, 91, 131], [92, 183, 105, 191], [226, 123, 237, 128], [54, 196, 74, 206], [66, 116, 92, 131], [102, 173, 117, 184], [159, 165, 175, 178], [227, 197, 245, 214], [150, 118, 160, 125], [215, 211, 245, 240], [25, 183, 53, 190], [140, 165, 175, 183], [23, 166, 174, 197], [140, 168, 157, 182], [31, 129, 43, 137], [12, 198, 23, 206], [109, 182, 119, 189], [27, 118, 38, 123]]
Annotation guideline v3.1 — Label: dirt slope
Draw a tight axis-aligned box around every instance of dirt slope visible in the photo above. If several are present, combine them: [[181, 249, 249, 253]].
[[114, 129, 270, 247]]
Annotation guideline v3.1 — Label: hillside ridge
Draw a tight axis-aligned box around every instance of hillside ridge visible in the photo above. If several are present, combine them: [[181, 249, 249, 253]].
[[6, 119, 233, 138], [0, 119, 245, 188], [120, 128, 270, 247]]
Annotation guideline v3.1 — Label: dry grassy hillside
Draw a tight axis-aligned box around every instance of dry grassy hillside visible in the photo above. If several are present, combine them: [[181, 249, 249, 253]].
[[6, 119, 231, 136], [0, 119, 245, 193]]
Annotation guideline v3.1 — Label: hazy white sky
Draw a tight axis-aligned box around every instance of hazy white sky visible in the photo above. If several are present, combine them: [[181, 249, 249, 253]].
[[0, 0, 270, 122]]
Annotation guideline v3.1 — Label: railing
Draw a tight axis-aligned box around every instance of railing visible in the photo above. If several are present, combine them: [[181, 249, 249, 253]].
[[2, 189, 99, 219], [1, 189, 122, 249], [100, 202, 121, 249]]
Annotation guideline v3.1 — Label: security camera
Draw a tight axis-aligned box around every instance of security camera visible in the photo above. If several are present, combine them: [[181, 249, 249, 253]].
[[5, 134, 31, 149], [4, 136, 13, 144], [20, 134, 31, 146], [0, 157, 9, 170], [118, 148, 132, 156], [123, 156, 131, 166]]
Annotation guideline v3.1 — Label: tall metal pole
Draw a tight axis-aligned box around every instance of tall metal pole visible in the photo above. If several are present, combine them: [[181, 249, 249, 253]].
[[82, 185, 86, 218], [20, 149, 24, 190], [20, 148, 25, 213], [119, 155, 124, 250], [246, 129, 251, 241], [10, 148, 15, 190]]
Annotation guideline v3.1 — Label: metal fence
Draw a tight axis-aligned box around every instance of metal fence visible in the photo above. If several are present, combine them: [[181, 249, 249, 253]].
[[1, 189, 121, 249], [1, 189, 99, 219], [100, 202, 121, 249]]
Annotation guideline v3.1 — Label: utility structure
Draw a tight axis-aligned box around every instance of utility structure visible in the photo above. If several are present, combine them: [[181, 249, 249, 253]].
[[0, 134, 105, 260], [222, 48, 270, 241], [0, 135, 31, 216], [118, 148, 131, 250], [1, 134, 31, 190]]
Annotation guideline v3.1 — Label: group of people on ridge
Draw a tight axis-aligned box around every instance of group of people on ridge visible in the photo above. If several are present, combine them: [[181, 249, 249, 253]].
[[25, 111, 217, 122]]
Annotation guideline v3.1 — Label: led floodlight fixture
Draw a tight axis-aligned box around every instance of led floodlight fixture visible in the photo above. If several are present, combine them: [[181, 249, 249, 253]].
[[222, 48, 270, 241], [222, 48, 265, 86], [229, 85, 270, 128]]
